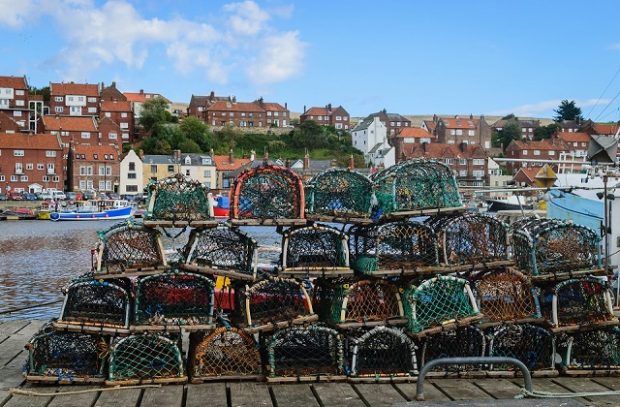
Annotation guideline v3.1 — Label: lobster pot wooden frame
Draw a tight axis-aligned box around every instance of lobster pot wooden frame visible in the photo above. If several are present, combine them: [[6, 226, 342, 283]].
[[420, 326, 486, 377], [107, 334, 186, 385], [371, 159, 463, 217], [426, 213, 509, 266], [95, 221, 167, 276], [488, 324, 556, 376], [305, 168, 373, 221], [280, 223, 350, 275], [182, 225, 258, 281], [134, 271, 215, 329], [235, 277, 317, 333], [348, 220, 439, 275], [512, 218, 601, 277], [144, 173, 215, 227], [188, 327, 262, 382], [25, 327, 108, 384], [230, 164, 305, 224], [559, 328, 620, 375]]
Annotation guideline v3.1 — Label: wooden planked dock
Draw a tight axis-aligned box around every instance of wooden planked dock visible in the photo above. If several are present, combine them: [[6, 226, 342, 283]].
[[0, 320, 616, 406]]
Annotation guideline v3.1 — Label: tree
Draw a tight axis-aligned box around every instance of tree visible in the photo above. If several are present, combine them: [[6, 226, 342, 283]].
[[179, 116, 213, 151], [533, 123, 560, 140], [139, 97, 175, 133], [177, 139, 202, 153], [28, 86, 50, 103], [141, 137, 172, 155], [492, 122, 521, 149], [554, 100, 583, 122]]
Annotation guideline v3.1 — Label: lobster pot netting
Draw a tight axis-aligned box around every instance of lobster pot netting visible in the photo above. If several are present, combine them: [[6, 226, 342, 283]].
[[145, 174, 213, 222], [372, 159, 462, 214], [268, 325, 343, 377], [26, 328, 107, 380], [96, 222, 166, 274], [60, 280, 130, 327], [489, 324, 555, 371], [559, 329, 620, 370], [135, 272, 214, 325], [108, 335, 184, 381], [189, 328, 261, 379], [421, 326, 486, 371], [281, 224, 349, 271], [348, 221, 438, 274], [306, 169, 373, 218], [426, 213, 508, 265], [348, 326, 417, 376], [231, 165, 304, 220], [184, 226, 257, 275], [404, 276, 479, 333], [472, 269, 540, 323], [512, 219, 601, 275]]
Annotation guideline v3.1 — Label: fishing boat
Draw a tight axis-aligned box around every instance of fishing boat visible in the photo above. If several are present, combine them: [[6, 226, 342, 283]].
[[485, 194, 532, 212], [212, 195, 230, 219], [50, 200, 132, 221]]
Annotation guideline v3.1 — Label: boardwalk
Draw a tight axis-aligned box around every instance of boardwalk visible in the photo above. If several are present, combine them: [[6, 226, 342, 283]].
[[0, 321, 618, 407]]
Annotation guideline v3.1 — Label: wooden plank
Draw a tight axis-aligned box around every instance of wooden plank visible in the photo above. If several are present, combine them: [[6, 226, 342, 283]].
[[47, 386, 100, 407], [473, 379, 523, 399], [139, 385, 183, 407], [229, 382, 272, 407], [514, 378, 588, 405], [552, 377, 619, 405], [394, 400, 585, 406], [395, 381, 451, 402], [94, 387, 142, 407], [2, 384, 54, 407], [431, 379, 493, 401], [312, 383, 365, 407], [185, 383, 227, 407], [0, 322, 30, 336], [270, 384, 319, 407], [352, 383, 407, 407], [591, 376, 620, 390]]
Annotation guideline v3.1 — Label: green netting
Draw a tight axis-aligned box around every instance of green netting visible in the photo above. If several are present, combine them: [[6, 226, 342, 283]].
[[60, 279, 130, 327], [281, 224, 349, 271], [489, 324, 554, 371], [145, 173, 213, 222], [305, 168, 373, 217], [559, 328, 620, 370]]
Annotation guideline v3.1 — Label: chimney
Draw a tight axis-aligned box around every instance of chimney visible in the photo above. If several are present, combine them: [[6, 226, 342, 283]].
[[284, 102, 287, 110], [348, 154, 355, 170], [228, 149, 234, 164], [250, 149, 256, 162], [303, 151, 309, 170], [174, 149, 181, 162], [303, 105, 306, 113], [210, 91, 215, 98], [111, 81, 116, 88], [139, 89, 144, 94], [138, 149, 144, 159], [469, 113, 473, 120], [327, 103, 332, 112], [433, 114, 438, 122]]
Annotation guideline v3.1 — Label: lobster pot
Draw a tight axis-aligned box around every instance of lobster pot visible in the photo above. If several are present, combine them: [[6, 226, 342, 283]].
[[144, 173, 214, 223], [96, 221, 166, 275], [426, 213, 508, 266], [60, 279, 130, 328], [305, 168, 373, 219], [280, 224, 349, 272], [403, 276, 480, 334], [472, 269, 540, 324], [108, 334, 185, 384], [313, 278, 405, 327], [189, 328, 261, 381], [372, 159, 462, 215], [236, 277, 315, 332], [25, 328, 107, 383], [512, 218, 601, 276], [267, 325, 343, 378], [420, 326, 486, 372], [540, 278, 615, 329], [489, 324, 555, 372], [347, 326, 417, 377], [183, 225, 258, 279], [560, 328, 620, 372], [348, 220, 438, 274], [135, 272, 214, 326], [230, 164, 305, 221]]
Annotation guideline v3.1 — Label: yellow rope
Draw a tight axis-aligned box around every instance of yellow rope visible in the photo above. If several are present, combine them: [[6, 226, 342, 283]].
[[10, 384, 161, 397]]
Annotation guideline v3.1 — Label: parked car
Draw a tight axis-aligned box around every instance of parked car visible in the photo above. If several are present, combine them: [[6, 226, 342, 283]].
[[98, 193, 109, 200], [108, 193, 120, 200], [9, 192, 24, 201], [22, 193, 37, 201], [0, 193, 7, 201], [52, 191, 66, 200], [83, 190, 97, 200], [66, 192, 78, 202]]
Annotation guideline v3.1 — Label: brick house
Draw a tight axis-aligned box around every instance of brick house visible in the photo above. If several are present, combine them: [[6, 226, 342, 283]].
[[213, 153, 251, 193], [504, 139, 568, 174], [364, 110, 411, 136], [0, 75, 29, 131], [558, 120, 581, 133], [0, 111, 21, 133], [255, 98, 289, 127], [434, 115, 493, 148], [68, 144, 120, 193], [41, 115, 99, 152], [556, 132, 590, 158], [300, 104, 350, 130], [100, 100, 133, 142], [581, 121, 619, 137], [100, 82, 127, 102], [49, 82, 100, 117], [188, 92, 231, 121], [389, 127, 435, 160], [0, 133, 64, 193], [492, 117, 540, 141], [97, 117, 123, 150]]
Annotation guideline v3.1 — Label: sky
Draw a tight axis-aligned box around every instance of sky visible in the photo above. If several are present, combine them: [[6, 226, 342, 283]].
[[1, 0, 620, 120]]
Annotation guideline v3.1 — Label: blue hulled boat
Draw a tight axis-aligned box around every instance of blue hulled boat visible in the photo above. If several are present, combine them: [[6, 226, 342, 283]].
[[50, 200, 132, 221]]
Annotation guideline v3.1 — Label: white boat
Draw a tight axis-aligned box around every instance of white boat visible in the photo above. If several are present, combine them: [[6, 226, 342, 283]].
[[50, 200, 132, 221]]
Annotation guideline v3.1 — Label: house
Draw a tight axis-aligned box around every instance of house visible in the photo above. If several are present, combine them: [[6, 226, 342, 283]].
[[100, 100, 133, 142], [179, 153, 217, 189], [488, 158, 512, 191], [188, 92, 231, 121], [351, 116, 395, 167], [421, 116, 438, 134], [389, 127, 435, 160], [581, 121, 619, 137], [100, 82, 127, 102], [124, 90, 171, 119], [492, 117, 540, 141], [513, 167, 542, 187], [558, 119, 581, 133], [0, 75, 29, 131], [365, 110, 411, 136], [0, 133, 64, 193], [97, 117, 123, 150], [504, 139, 568, 174], [255, 98, 289, 127], [119, 150, 143, 196], [67, 144, 120, 193], [0, 111, 21, 133], [300, 104, 350, 130], [41, 115, 100, 151], [212, 152, 251, 193], [49, 82, 100, 117], [28, 94, 46, 133], [434, 115, 493, 148], [206, 101, 264, 127], [556, 132, 590, 158], [142, 152, 182, 186]]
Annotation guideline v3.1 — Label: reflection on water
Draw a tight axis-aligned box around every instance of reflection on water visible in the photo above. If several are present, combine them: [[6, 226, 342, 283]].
[[0, 220, 283, 320]]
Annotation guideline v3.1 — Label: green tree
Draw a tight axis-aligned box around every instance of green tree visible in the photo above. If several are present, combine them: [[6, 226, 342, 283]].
[[180, 116, 213, 151], [139, 97, 175, 133], [533, 123, 560, 140], [28, 86, 50, 103], [554, 100, 583, 122], [141, 137, 173, 155], [492, 122, 521, 149], [177, 138, 202, 153]]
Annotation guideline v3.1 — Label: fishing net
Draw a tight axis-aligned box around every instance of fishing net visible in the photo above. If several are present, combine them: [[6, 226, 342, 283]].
[[489, 324, 554, 371], [347, 326, 417, 377], [559, 328, 620, 370], [267, 325, 343, 377], [348, 220, 438, 274], [108, 334, 184, 382], [189, 327, 261, 379], [231, 164, 305, 220], [60, 279, 130, 327], [281, 224, 349, 271], [403, 276, 480, 333], [512, 218, 601, 276], [420, 326, 486, 372], [96, 221, 166, 274], [145, 173, 213, 222], [472, 269, 540, 323], [135, 271, 214, 325], [372, 159, 462, 215], [426, 213, 508, 265], [305, 168, 373, 218], [25, 327, 107, 381]]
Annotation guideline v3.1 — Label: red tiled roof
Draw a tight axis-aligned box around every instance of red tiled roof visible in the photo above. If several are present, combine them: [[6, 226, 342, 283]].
[[423, 120, 437, 132], [394, 127, 433, 138], [515, 167, 539, 183], [42, 115, 98, 132], [507, 139, 567, 151], [592, 123, 619, 135], [0, 111, 20, 132], [439, 118, 479, 129], [29, 94, 44, 101], [213, 155, 251, 171], [260, 102, 287, 112], [208, 101, 264, 113], [303, 107, 330, 116], [0, 76, 27, 89], [0, 133, 61, 150], [73, 144, 118, 160], [124, 92, 169, 103], [402, 142, 487, 159], [558, 132, 590, 143], [51, 82, 99, 97], [101, 100, 132, 112]]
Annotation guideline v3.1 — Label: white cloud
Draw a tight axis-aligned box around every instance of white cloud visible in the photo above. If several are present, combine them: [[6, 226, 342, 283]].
[[0, 0, 36, 28], [224, 0, 270, 36], [491, 98, 611, 117], [247, 32, 305, 84]]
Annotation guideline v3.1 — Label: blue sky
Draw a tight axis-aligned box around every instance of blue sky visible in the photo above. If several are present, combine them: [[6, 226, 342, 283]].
[[1, 0, 620, 119]]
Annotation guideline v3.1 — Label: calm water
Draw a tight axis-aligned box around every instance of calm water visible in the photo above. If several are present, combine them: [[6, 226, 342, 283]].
[[0, 220, 282, 321]]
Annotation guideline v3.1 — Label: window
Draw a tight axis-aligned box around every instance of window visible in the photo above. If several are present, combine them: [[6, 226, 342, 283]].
[[267, 111, 272, 116], [43, 176, 49, 182], [522, 128, 527, 133], [13, 110, 21, 117], [126, 185, 138, 192], [450, 129, 456, 136], [47, 163, 55, 173], [0, 175, 4, 181], [533, 150, 541, 156], [120, 123, 128, 129], [151, 165, 157, 173], [54, 96, 63, 102], [0, 99, 8, 108], [46, 150, 56, 157], [122, 133, 129, 140], [15, 90, 24, 96], [16, 100, 24, 106], [336, 116, 342, 121], [105, 112, 112, 118], [229, 112, 234, 117], [20, 175, 28, 181], [15, 162, 23, 173], [13, 150, 24, 156], [445, 158, 453, 165], [26, 163, 33, 170], [81, 132, 90, 139], [549, 150, 555, 156], [459, 159, 467, 165], [99, 165, 107, 176], [203, 170, 211, 178], [473, 159, 485, 166], [10, 175, 17, 182], [88, 97, 97, 103], [55, 106, 64, 113], [459, 170, 467, 177], [121, 112, 128, 118], [37, 163, 44, 170], [468, 130, 475, 136], [167, 165, 174, 172], [473, 170, 485, 178], [128, 173, 137, 179], [99, 181, 106, 191], [79, 180, 86, 190], [108, 132, 117, 140], [455, 129, 463, 136], [523, 150, 528, 155], [129, 162, 135, 171], [80, 165, 93, 176], [88, 107, 97, 113], [52, 176, 60, 182]]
